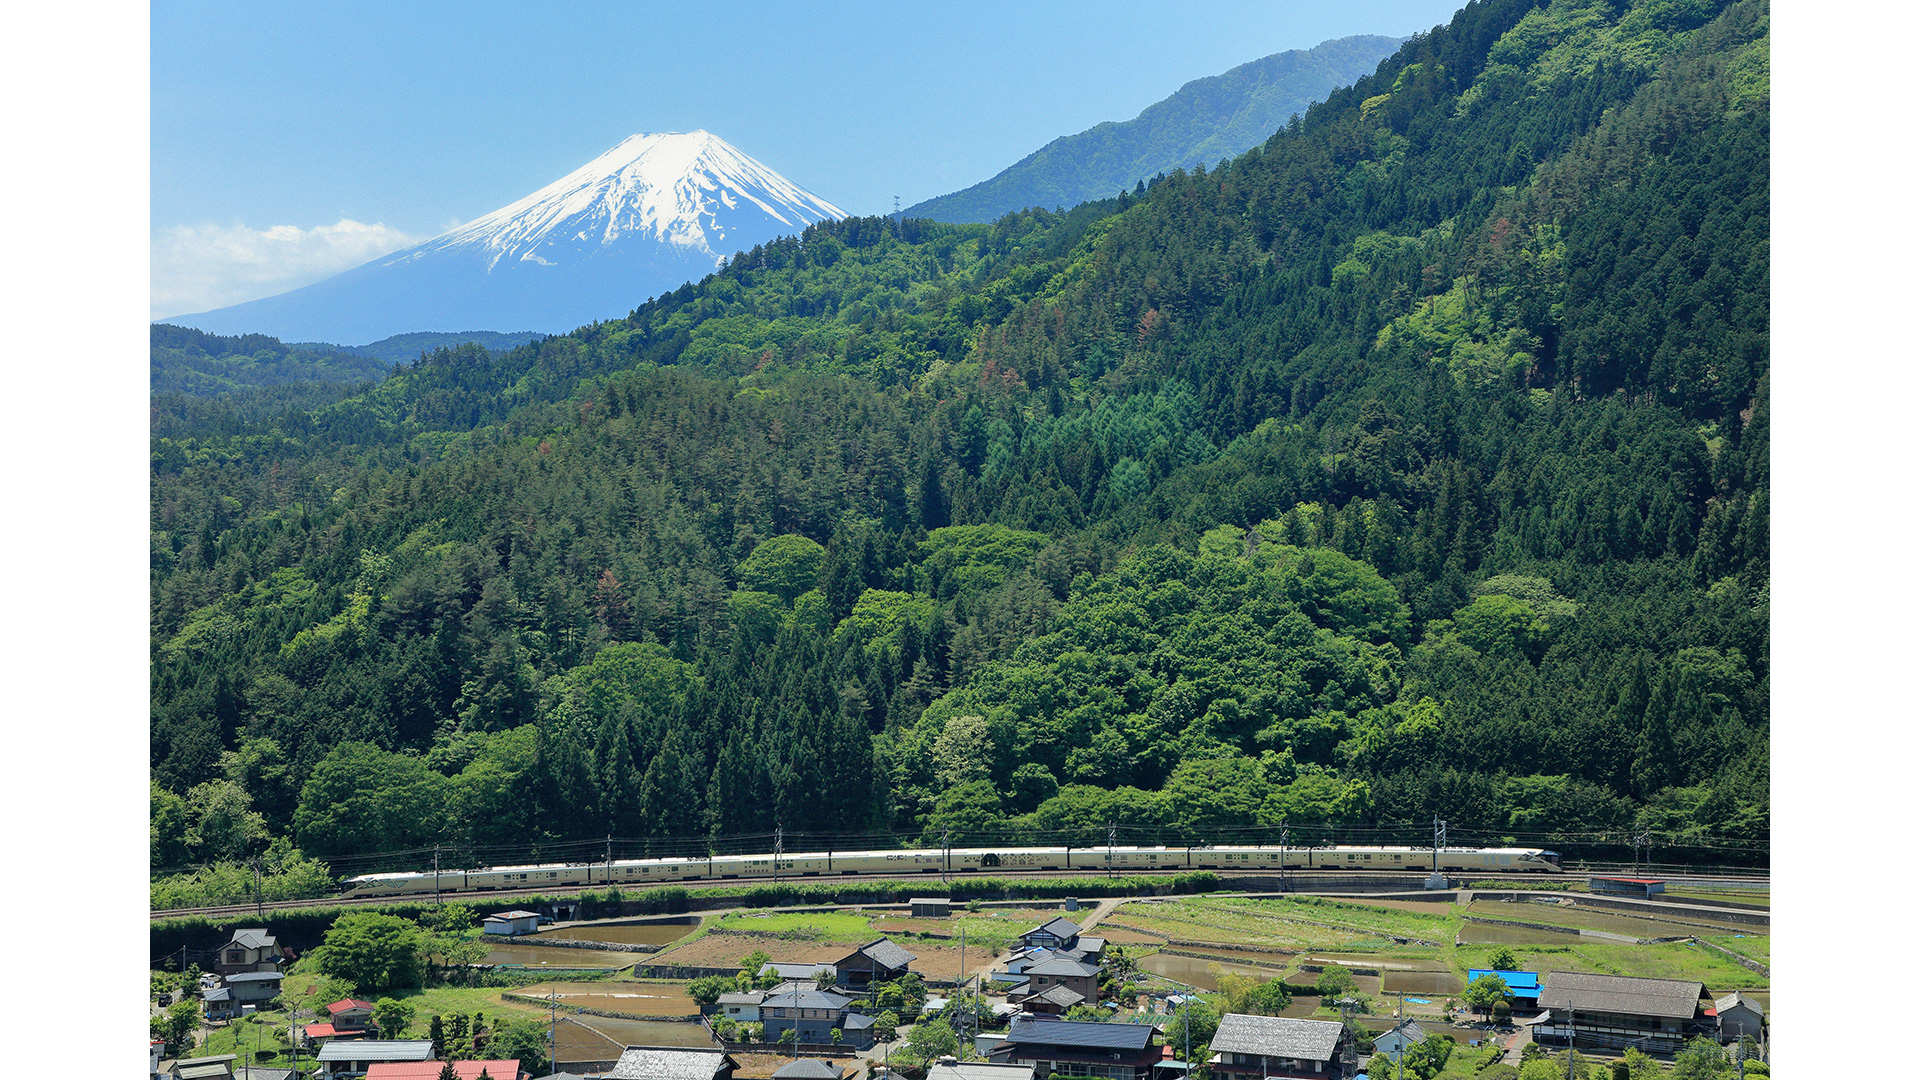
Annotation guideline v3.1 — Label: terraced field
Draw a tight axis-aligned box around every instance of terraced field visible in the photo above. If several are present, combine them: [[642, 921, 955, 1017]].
[[1108, 896, 1460, 952], [1462, 900, 1741, 937]]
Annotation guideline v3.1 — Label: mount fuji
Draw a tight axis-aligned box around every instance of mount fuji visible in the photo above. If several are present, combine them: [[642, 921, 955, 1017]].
[[165, 131, 848, 345]]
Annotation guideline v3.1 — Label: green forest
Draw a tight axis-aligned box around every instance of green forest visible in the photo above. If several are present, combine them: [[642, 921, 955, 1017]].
[[150, 0, 1768, 901]]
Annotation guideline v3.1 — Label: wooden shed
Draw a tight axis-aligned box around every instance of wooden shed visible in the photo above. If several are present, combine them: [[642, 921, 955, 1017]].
[[910, 897, 952, 918]]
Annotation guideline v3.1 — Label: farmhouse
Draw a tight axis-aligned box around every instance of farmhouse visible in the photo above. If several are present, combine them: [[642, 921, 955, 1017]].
[[833, 938, 917, 989], [1207, 1014, 1353, 1080], [215, 929, 286, 975], [602, 1046, 739, 1080], [314, 1040, 436, 1079], [1532, 972, 1716, 1053], [986, 1016, 1160, 1080]]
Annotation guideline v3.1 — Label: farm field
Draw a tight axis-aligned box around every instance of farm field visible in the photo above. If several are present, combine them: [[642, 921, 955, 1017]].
[[556, 1015, 715, 1067], [512, 980, 698, 1017], [1109, 896, 1460, 951], [1703, 934, 1769, 964], [1462, 900, 1740, 937], [647, 934, 849, 972], [870, 906, 1063, 951], [715, 911, 877, 941]]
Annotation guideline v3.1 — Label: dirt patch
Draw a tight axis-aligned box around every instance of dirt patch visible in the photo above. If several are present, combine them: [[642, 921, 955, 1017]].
[[901, 944, 985, 978]]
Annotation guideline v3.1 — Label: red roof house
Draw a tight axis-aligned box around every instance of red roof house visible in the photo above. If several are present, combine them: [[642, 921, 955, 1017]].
[[328, 999, 378, 1030]]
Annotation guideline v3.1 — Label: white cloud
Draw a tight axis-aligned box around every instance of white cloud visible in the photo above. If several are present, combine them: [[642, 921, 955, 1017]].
[[151, 218, 429, 320]]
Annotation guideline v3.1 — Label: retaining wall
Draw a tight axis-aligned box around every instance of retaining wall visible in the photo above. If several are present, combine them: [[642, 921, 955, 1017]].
[[1568, 894, 1769, 928], [501, 936, 661, 953]]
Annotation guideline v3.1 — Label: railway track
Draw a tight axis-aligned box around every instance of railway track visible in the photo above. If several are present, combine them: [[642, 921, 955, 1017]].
[[151, 863, 1767, 921]]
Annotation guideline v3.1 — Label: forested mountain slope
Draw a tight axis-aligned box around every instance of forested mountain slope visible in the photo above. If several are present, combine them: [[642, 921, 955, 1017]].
[[151, 0, 1768, 892], [151, 324, 395, 396], [904, 34, 1403, 223]]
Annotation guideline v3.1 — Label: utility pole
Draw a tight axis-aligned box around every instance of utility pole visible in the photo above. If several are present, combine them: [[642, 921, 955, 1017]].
[[548, 982, 558, 1075], [774, 826, 784, 891], [958, 928, 968, 1052], [1108, 821, 1117, 879], [1278, 823, 1289, 893], [254, 857, 264, 920], [433, 845, 441, 906], [942, 827, 952, 884], [1432, 817, 1447, 873], [606, 834, 613, 886], [1633, 828, 1651, 875]]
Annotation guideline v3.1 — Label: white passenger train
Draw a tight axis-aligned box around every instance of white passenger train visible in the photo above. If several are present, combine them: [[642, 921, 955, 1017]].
[[339, 843, 1560, 897]]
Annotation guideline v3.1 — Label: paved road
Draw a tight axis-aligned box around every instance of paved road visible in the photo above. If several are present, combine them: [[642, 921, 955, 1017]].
[[1500, 1025, 1532, 1065]]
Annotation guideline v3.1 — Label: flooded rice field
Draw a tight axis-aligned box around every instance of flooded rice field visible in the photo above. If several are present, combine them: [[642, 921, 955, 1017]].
[[538, 920, 698, 947], [1381, 970, 1464, 995], [556, 1016, 714, 1064], [516, 981, 699, 1017], [1138, 951, 1289, 990], [486, 945, 635, 967]]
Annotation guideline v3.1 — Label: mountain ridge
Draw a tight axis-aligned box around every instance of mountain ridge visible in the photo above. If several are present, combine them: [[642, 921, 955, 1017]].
[[905, 34, 1403, 223]]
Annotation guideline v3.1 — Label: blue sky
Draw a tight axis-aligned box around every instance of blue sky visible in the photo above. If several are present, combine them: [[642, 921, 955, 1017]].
[[151, 0, 1464, 318]]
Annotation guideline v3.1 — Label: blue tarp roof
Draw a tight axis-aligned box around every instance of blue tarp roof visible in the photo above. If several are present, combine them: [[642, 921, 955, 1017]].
[[1467, 969, 1540, 992]]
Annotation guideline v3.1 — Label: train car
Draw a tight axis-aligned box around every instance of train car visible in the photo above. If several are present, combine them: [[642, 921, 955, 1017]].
[[1300, 845, 1561, 872], [948, 846, 1074, 872], [338, 840, 1561, 898]]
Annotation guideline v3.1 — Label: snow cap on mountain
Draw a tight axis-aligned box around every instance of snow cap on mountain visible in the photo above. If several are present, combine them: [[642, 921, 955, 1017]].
[[164, 130, 849, 342], [408, 130, 847, 272]]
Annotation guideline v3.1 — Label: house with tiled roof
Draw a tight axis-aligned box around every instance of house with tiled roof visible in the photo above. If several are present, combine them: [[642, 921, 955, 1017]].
[[832, 937, 916, 989], [1368, 1020, 1428, 1060], [1014, 982, 1086, 1016], [1532, 972, 1716, 1053], [986, 1016, 1160, 1080], [716, 990, 766, 1023], [215, 928, 287, 975], [328, 999, 378, 1032], [602, 1046, 738, 1080], [759, 986, 876, 1048], [314, 1040, 436, 1079], [1018, 955, 1100, 1006], [1018, 918, 1084, 952], [1713, 991, 1766, 1043], [771, 1061, 847, 1080], [1207, 1014, 1354, 1080], [164, 1055, 239, 1080]]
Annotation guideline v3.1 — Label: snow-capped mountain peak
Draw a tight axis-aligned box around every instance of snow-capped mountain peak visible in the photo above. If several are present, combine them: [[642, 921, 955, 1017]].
[[409, 130, 847, 272], [166, 130, 848, 343]]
